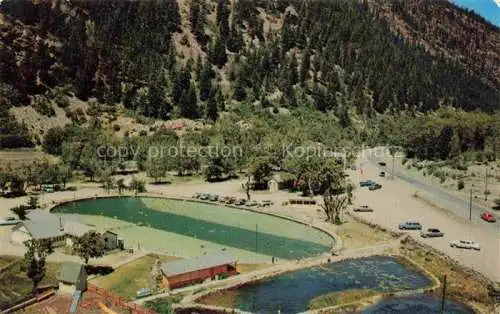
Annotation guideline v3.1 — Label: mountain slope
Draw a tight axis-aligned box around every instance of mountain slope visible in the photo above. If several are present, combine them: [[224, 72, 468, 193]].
[[370, 0, 500, 87], [0, 0, 498, 147]]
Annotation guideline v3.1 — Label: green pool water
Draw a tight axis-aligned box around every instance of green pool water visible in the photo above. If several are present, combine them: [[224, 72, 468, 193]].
[[53, 197, 333, 260]]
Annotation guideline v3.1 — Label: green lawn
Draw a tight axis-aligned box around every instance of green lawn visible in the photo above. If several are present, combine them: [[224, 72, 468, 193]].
[[308, 289, 378, 310], [90, 254, 181, 300], [0, 256, 59, 310]]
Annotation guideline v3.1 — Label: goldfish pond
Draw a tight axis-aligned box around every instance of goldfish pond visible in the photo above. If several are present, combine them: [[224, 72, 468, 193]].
[[198, 256, 472, 313]]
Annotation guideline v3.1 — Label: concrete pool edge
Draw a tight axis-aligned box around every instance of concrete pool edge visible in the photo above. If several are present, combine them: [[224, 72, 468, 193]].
[[48, 192, 343, 253]]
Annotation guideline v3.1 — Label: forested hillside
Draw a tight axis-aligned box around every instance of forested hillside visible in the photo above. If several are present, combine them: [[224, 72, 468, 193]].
[[0, 0, 498, 149]]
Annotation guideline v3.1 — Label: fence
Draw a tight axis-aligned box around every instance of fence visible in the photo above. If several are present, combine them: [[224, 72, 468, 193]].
[[86, 284, 156, 314], [2, 289, 56, 313]]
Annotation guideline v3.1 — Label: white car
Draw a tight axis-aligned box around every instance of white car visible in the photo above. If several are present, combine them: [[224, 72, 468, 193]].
[[450, 240, 480, 250]]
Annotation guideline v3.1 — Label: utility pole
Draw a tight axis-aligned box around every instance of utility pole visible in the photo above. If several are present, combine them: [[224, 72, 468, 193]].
[[484, 167, 488, 201], [440, 274, 447, 314], [391, 153, 395, 180], [469, 189, 472, 221], [255, 224, 258, 258]]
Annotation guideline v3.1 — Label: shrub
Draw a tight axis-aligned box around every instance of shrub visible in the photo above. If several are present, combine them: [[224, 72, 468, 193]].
[[439, 174, 446, 184], [112, 124, 121, 132], [54, 94, 70, 108], [139, 130, 148, 136], [33, 96, 56, 117], [272, 107, 279, 114], [66, 108, 87, 125], [457, 180, 465, 190], [475, 152, 485, 163]]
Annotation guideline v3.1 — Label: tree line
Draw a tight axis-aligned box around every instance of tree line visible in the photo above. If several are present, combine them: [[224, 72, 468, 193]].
[[0, 0, 497, 147]]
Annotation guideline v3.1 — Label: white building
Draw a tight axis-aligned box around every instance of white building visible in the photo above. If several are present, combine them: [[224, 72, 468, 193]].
[[11, 210, 94, 247]]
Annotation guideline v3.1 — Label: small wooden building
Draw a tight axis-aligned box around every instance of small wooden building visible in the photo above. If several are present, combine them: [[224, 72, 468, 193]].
[[160, 252, 238, 290], [103, 230, 123, 250], [58, 262, 87, 294]]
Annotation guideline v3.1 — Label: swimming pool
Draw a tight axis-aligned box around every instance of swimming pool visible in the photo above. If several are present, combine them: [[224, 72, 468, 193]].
[[53, 197, 333, 261]]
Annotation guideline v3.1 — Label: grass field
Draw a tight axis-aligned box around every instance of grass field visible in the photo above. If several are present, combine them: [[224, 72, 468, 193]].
[[338, 218, 394, 249], [308, 289, 377, 310], [0, 150, 56, 164], [90, 254, 181, 300], [0, 256, 59, 310], [0, 255, 17, 268], [91, 253, 271, 300]]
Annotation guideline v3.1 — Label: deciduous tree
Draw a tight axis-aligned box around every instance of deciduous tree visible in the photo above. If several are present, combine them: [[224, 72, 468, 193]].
[[73, 231, 105, 264]]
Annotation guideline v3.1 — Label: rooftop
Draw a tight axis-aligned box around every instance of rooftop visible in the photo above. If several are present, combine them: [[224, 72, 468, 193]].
[[64, 220, 94, 238], [161, 251, 236, 278], [58, 262, 86, 284], [21, 210, 88, 240]]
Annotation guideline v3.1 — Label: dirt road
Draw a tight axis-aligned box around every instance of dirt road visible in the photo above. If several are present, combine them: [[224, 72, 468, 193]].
[[352, 149, 500, 282]]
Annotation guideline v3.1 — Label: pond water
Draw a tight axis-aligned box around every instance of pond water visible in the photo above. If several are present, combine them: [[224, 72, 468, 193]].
[[362, 295, 474, 313], [53, 197, 332, 260], [199, 256, 434, 313]]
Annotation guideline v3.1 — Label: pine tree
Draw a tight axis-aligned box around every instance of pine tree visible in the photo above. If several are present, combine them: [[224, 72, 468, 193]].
[[172, 68, 191, 105], [227, 21, 244, 53], [212, 36, 228, 68], [216, 86, 226, 112], [206, 90, 219, 122], [146, 71, 171, 119], [299, 48, 311, 84], [233, 79, 247, 101], [180, 82, 199, 119], [216, 0, 230, 39], [199, 62, 214, 101]]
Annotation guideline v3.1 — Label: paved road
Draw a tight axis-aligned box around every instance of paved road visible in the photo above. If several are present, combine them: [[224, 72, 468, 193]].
[[366, 148, 499, 234]]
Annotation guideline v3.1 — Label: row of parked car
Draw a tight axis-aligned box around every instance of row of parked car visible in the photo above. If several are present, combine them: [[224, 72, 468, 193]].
[[192, 193, 274, 207], [352, 205, 482, 251], [397, 221, 481, 250]]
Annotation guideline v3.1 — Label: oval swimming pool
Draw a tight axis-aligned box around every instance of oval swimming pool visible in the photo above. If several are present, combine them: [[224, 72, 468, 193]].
[[52, 197, 333, 261]]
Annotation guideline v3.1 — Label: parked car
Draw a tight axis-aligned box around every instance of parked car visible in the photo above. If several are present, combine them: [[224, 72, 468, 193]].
[[353, 205, 373, 212], [360, 180, 376, 187], [209, 194, 219, 201], [368, 183, 382, 191], [420, 228, 444, 238], [450, 240, 480, 250], [192, 192, 201, 199], [379, 172, 385, 177], [199, 193, 210, 200], [225, 197, 237, 204], [261, 200, 274, 207], [235, 199, 246, 206], [136, 288, 152, 298], [246, 200, 259, 207], [481, 211, 497, 222], [218, 196, 229, 203], [399, 221, 422, 230]]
